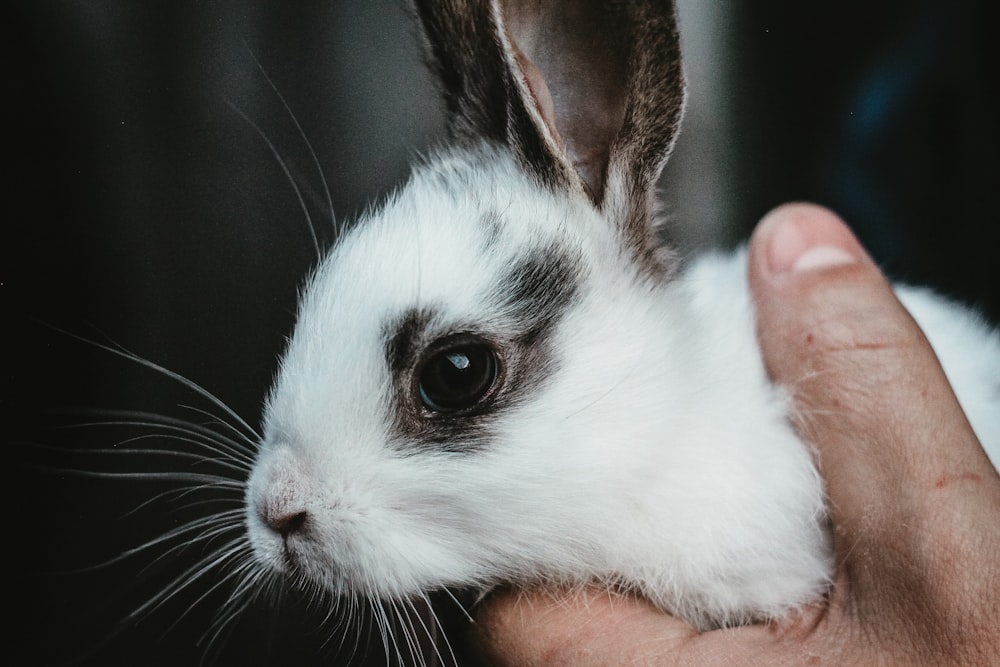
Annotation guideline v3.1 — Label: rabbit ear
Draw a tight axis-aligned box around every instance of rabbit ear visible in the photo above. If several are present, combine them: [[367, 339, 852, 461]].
[[415, 0, 685, 270]]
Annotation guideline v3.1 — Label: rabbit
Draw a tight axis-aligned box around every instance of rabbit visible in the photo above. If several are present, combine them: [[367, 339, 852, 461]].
[[245, 0, 1000, 640]]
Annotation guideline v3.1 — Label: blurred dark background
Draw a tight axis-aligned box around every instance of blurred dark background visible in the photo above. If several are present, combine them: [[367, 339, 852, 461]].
[[7, 0, 997, 665]]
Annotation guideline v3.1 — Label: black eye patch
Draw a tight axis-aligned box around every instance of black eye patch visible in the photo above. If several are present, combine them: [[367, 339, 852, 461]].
[[381, 246, 580, 452]]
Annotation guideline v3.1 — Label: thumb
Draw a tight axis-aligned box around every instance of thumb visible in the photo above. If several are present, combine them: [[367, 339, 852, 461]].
[[746, 203, 999, 623]]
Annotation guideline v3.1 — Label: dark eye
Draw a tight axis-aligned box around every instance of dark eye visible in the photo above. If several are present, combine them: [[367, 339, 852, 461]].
[[417, 339, 499, 413]]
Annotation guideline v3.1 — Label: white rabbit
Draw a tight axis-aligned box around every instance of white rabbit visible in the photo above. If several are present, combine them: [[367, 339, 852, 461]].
[[245, 0, 1000, 638]]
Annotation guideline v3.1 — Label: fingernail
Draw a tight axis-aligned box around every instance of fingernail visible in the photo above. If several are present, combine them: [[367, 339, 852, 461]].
[[760, 204, 862, 274], [791, 245, 857, 272]]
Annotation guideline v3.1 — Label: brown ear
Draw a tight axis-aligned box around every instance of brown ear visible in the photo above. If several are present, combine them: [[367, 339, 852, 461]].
[[413, 0, 572, 193], [415, 0, 685, 268]]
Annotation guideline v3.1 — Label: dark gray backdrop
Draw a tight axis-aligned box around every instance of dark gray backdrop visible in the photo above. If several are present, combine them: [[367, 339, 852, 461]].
[[8, 1, 997, 665]]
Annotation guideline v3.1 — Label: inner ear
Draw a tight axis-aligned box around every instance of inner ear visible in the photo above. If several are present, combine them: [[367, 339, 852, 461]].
[[502, 0, 629, 204]]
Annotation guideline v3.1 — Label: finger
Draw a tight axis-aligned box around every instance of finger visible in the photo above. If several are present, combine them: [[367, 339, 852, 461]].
[[470, 587, 830, 666], [470, 588, 700, 666], [746, 203, 1000, 616]]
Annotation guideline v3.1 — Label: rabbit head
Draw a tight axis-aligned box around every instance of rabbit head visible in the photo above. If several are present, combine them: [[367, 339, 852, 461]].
[[248, 0, 684, 586]]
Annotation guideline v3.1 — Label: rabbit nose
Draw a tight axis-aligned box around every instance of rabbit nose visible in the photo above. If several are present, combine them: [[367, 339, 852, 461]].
[[266, 507, 309, 538], [250, 444, 314, 538]]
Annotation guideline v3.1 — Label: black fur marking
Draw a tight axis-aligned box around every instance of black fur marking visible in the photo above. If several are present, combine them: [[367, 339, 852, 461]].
[[382, 248, 580, 454], [490, 247, 580, 416], [385, 308, 432, 377], [497, 245, 580, 346], [384, 308, 500, 453], [480, 210, 504, 252]]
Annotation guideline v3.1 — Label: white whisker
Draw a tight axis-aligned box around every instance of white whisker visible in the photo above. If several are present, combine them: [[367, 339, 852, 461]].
[[245, 45, 340, 240], [176, 404, 259, 457], [44, 435, 249, 477], [41, 466, 244, 488], [117, 481, 242, 522], [124, 535, 249, 626], [157, 543, 257, 640], [47, 325, 260, 441], [371, 594, 400, 666], [440, 587, 475, 624], [199, 582, 256, 662], [425, 593, 461, 667], [51, 407, 257, 462], [403, 595, 450, 667], [119, 511, 246, 575], [224, 98, 322, 260]]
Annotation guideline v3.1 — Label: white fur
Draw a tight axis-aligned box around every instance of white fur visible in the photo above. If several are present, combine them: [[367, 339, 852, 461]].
[[245, 146, 999, 629]]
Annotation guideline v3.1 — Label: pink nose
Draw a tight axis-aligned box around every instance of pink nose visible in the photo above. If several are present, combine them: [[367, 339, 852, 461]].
[[266, 508, 308, 537], [250, 445, 316, 540]]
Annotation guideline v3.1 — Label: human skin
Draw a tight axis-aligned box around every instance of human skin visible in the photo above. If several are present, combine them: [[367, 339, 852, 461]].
[[469, 203, 1000, 666]]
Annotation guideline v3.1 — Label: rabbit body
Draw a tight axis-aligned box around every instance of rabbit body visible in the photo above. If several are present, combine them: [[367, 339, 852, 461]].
[[245, 0, 1000, 632], [247, 144, 999, 630]]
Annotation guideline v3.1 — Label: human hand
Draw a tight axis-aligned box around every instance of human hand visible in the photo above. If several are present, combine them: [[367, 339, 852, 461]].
[[470, 203, 1000, 666]]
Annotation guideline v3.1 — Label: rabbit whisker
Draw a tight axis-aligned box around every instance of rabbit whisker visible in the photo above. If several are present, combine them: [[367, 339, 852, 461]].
[[48, 325, 261, 441], [124, 533, 250, 626], [45, 407, 257, 464], [224, 98, 322, 261], [155, 540, 257, 640], [245, 44, 340, 240]]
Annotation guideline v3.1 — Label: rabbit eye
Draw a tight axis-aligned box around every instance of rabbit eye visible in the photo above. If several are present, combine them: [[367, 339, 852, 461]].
[[417, 338, 499, 413]]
